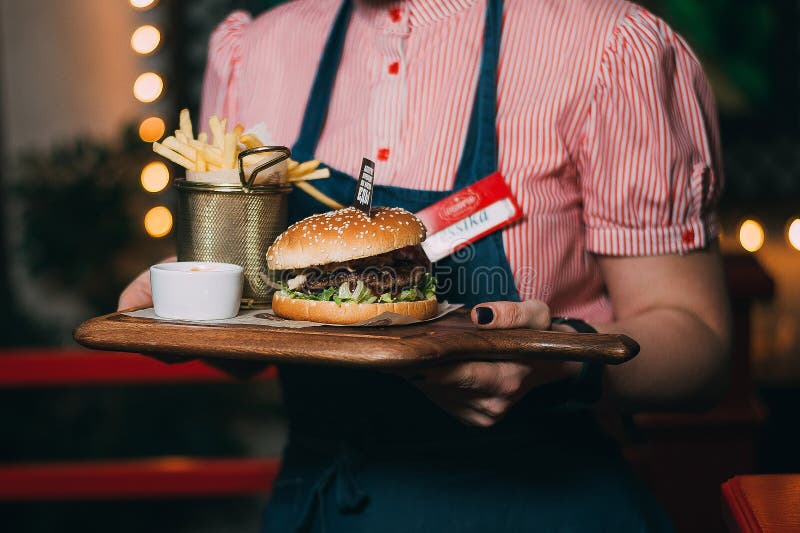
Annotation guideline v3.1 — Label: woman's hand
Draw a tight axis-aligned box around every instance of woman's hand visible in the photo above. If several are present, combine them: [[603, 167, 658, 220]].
[[404, 301, 579, 427], [117, 256, 176, 311]]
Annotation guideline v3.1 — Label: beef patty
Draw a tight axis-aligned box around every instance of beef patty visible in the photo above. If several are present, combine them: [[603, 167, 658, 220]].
[[296, 261, 427, 295]]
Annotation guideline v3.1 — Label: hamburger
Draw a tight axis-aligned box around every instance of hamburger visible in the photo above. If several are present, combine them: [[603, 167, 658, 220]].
[[266, 206, 437, 324]]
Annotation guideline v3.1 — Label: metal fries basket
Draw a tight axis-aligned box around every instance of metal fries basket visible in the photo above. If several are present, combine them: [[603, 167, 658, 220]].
[[174, 146, 291, 308]]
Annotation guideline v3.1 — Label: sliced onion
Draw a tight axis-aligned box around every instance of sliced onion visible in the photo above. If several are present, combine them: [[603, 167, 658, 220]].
[[286, 274, 307, 290], [338, 281, 352, 300]]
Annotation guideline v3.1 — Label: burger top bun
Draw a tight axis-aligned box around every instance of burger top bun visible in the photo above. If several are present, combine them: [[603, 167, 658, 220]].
[[266, 206, 427, 270]]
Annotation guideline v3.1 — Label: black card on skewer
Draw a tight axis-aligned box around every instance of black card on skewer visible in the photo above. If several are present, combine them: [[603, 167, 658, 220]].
[[352, 157, 375, 216]]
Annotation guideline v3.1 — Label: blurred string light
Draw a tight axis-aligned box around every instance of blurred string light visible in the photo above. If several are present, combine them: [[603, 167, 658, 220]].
[[144, 206, 173, 237], [738, 219, 765, 253], [130, 0, 158, 9], [138, 116, 165, 142], [141, 161, 170, 193], [787, 218, 800, 251], [131, 25, 160, 54], [133, 72, 163, 103], [131, 1, 170, 237]]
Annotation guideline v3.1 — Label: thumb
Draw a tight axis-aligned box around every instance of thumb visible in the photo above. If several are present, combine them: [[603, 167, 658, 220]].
[[471, 300, 550, 330], [118, 271, 152, 311]]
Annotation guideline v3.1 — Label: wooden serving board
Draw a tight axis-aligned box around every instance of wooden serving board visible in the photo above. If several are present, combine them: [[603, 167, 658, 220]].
[[74, 309, 639, 369]]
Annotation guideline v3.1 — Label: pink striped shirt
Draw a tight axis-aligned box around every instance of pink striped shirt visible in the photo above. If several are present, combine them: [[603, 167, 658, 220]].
[[201, 0, 722, 323]]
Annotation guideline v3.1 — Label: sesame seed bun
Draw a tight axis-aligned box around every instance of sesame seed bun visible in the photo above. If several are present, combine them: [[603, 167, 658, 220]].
[[272, 292, 437, 324], [266, 206, 427, 270]]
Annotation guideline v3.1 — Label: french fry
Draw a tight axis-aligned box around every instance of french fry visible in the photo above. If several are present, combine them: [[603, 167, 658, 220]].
[[288, 168, 330, 182], [186, 138, 204, 151], [222, 132, 237, 170], [288, 159, 320, 178], [200, 145, 223, 167], [241, 152, 293, 167], [195, 151, 207, 172], [157, 109, 330, 180], [189, 140, 222, 161], [179, 108, 194, 140], [238, 133, 263, 149], [209, 115, 224, 149], [163, 136, 197, 161], [294, 181, 344, 210], [153, 142, 194, 170], [241, 153, 265, 166]]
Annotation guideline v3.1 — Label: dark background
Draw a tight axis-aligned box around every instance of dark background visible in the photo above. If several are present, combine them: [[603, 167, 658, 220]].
[[1, 1, 798, 532]]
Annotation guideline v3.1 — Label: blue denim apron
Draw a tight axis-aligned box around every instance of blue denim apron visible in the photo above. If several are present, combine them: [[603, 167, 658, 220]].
[[263, 1, 672, 531]]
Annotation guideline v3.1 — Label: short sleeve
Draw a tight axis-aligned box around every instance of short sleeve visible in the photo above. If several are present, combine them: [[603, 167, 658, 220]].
[[578, 8, 723, 256], [200, 10, 252, 130]]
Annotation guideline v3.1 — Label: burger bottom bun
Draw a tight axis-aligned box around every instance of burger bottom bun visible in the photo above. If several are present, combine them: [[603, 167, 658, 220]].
[[272, 292, 438, 324]]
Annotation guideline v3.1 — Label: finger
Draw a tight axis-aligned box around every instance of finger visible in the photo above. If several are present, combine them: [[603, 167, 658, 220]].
[[442, 406, 496, 427], [118, 271, 152, 311], [457, 409, 497, 428], [474, 397, 512, 421], [117, 256, 175, 311], [471, 300, 550, 330], [418, 362, 503, 395], [422, 391, 499, 427]]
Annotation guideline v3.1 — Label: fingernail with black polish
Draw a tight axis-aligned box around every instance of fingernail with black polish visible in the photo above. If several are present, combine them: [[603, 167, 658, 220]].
[[407, 373, 427, 382], [475, 306, 494, 325]]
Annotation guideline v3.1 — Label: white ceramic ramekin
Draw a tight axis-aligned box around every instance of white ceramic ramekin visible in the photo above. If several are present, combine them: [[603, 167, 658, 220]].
[[150, 262, 243, 320]]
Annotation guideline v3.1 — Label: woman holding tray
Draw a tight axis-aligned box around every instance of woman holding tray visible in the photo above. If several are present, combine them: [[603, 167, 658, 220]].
[[121, 1, 730, 531]]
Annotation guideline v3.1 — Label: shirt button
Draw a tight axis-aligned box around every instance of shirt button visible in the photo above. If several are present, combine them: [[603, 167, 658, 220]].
[[681, 228, 695, 244], [388, 61, 400, 75], [377, 148, 390, 161], [389, 7, 403, 23]]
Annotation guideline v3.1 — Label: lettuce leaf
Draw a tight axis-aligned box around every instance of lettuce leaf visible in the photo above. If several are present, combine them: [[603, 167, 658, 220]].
[[397, 288, 420, 302], [421, 273, 436, 299], [280, 274, 437, 306], [317, 286, 336, 301]]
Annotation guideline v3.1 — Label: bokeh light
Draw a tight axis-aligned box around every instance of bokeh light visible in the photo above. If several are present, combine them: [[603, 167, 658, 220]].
[[131, 25, 160, 55], [138, 116, 165, 142], [144, 206, 173, 238], [787, 218, 800, 251], [133, 72, 163, 103], [130, 0, 158, 9], [738, 219, 765, 253], [140, 161, 170, 193]]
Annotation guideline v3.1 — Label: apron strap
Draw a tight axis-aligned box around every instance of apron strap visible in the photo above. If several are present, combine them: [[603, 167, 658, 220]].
[[293, 0, 354, 158], [453, 0, 502, 189], [292, 0, 503, 190]]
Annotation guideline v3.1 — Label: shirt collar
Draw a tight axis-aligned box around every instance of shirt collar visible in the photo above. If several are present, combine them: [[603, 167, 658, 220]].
[[356, 0, 479, 31]]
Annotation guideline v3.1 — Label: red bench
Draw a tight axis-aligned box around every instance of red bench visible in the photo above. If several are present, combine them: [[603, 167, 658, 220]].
[[722, 474, 800, 532], [0, 349, 279, 500]]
